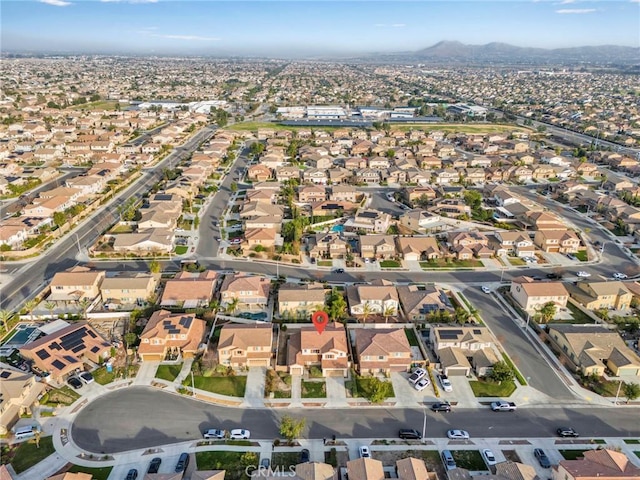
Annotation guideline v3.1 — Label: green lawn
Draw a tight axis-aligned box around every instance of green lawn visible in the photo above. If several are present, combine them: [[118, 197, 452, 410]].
[[582, 377, 624, 397], [174, 246, 188, 255], [451, 450, 487, 470], [10, 436, 55, 473], [559, 450, 585, 460], [68, 465, 113, 480], [624, 439, 640, 444], [187, 375, 247, 396], [317, 260, 333, 267], [301, 380, 326, 398], [469, 379, 517, 397], [91, 365, 139, 385], [574, 250, 588, 261], [501, 352, 527, 386], [420, 259, 483, 269], [40, 386, 80, 406], [635, 451, 640, 459], [155, 363, 183, 382], [345, 376, 394, 399], [404, 328, 419, 347], [196, 451, 256, 480], [272, 452, 301, 468], [565, 303, 596, 324], [380, 260, 402, 268], [508, 257, 526, 266]]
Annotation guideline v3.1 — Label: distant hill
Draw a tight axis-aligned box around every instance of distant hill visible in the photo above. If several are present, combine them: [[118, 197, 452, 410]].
[[412, 41, 640, 64]]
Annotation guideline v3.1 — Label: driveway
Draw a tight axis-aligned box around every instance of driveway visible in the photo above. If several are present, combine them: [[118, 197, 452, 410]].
[[244, 367, 266, 407], [390, 372, 433, 406], [443, 376, 478, 409]]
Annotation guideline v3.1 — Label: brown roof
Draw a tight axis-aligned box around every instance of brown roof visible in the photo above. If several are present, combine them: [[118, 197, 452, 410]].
[[346, 458, 384, 480], [218, 324, 272, 351], [50, 266, 104, 288], [139, 310, 206, 355], [396, 457, 433, 480], [355, 328, 411, 357], [278, 283, 326, 303], [295, 462, 337, 480], [557, 449, 640, 477], [160, 270, 217, 305]]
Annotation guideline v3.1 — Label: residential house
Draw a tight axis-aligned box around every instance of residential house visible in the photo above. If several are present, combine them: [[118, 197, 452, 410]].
[[430, 326, 500, 376], [287, 323, 349, 377], [329, 185, 360, 203], [432, 169, 459, 185], [100, 272, 158, 309], [303, 168, 329, 185], [345, 458, 384, 480], [397, 285, 453, 322], [310, 200, 356, 217], [19, 322, 111, 382], [138, 310, 206, 361], [355, 168, 380, 185], [552, 449, 640, 480], [220, 274, 271, 312], [48, 266, 105, 303], [395, 236, 442, 261], [298, 185, 326, 203], [399, 210, 441, 232], [510, 277, 569, 313], [112, 228, 175, 254], [523, 211, 567, 231], [276, 166, 301, 182], [570, 281, 632, 311], [0, 366, 46, 435], [278, 282, 326, 319], [358, 235, 396, 260], [160, 270, 218, 308], [247, 164, 273, 182], [429, 199, 471, 219], [344, 209, 391, 234], [307, 232, 348, 259], [534, 229, 581, 253], [548, 324, 640, 377], [355, 328, 412, 375], [494, 231, 536, 257], [346, 279, 399, 317], [402, 186, 437, 206], [217, 324, 272, 368], [243, 228, 278, 249]]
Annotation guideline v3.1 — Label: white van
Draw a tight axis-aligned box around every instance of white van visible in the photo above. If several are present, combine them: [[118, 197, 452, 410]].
[[14, 425, 38, 440]]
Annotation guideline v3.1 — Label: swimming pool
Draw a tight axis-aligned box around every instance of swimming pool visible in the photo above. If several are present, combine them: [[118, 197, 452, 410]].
[[2, 325, 40, 347], [331, 225, 344, 232]]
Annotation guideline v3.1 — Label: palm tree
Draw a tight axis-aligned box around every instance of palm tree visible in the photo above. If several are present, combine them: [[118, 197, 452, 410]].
[[76, 297, 92, 320], [226, 297, 240, 316], [383, 305, 396, 324], [0, 310, 14, 334], [360, 303, 373, 325], [24, 299, 39, 322], [44, 301, 56, 320]]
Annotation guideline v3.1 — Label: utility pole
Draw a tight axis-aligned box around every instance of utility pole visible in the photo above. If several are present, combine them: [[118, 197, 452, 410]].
[[191, 371, 195, 397], [614, 379, 623, 405], [422, 405, 427, 443]]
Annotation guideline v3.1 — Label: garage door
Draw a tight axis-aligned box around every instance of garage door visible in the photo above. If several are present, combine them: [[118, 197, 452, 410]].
[[446, 367, 469, 376], [247, 359, 269, 367], [323, 369, 346, 377]]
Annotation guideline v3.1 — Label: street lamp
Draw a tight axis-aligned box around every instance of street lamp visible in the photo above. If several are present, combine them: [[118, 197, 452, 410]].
[[422, 405, 427, 443], [614, 379, 623, 405], [191, 371, 195, 397]]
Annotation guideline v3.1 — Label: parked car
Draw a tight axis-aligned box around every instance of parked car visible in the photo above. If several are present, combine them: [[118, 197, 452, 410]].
[[203, 429, 225, 439], [147, 458, 162, 474], [79, 372, 94, 384], [414, 378, 430, 391], [229, 429, 251, 439], [447, 429, 470, 440], [547, 273, 562, 280], [439, 374, 453, 392], [576, 271, 591, 277], [430, 402, 451, 413], [125, 469, 138, 480], [482, 449, 497, 466], [408, 368, 427, 385], [534, 448, 551, 468], [359, 446, 371, 458], [300, 449, 310, 463], [557, 427, 579, 437], [398, 428, 421, 440], [334, 268, 345, 274], [175, 453, 190, 473], [491, 401, 517, 412], [441, 450, 456, 470], [613, 272, 628, 279], [481, 286, 491, 294], [67, 377, 83, 390], [260, 458, 270, 468]]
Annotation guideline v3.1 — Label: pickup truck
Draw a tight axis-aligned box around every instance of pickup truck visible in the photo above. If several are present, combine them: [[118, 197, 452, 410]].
[[491, 401, 517, 412]]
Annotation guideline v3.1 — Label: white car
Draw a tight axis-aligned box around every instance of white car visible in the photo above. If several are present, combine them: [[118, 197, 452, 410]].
[[414, 378, 431, 391], [408, 368, 427, 385], [447, 429, 470, 440], [79, 372, 94, 384], [359, 446, 371, 458], [613, 273, 628, 280], [481, 286, 491, 294], [229, 429, 250, 439], [576, 271, 591, 278], [439, 374, 453, 392], [482, 449, 497, 466], [203, 429, 226, 439]]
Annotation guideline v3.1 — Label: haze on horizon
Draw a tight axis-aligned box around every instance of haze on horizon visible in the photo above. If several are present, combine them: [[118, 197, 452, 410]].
[[2, 0, 639, 57]]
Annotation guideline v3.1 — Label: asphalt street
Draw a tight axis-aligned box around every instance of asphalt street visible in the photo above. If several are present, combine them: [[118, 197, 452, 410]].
[[71, 387, 640, 454]]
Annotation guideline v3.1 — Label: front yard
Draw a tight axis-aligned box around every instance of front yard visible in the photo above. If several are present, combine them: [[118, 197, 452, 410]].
[[451, 450, 487, 470], [67, 465, 113, 480], [6, 436, 55, 473], [92, 364, 139, 385], [155, 363, 183, 382], [420, 259, 483, 269], [196, 451, 257, 480], [469, 379, 516, 397], [379, 260, 402, 268], [301, 380, 326, 398], [40, 386, 80, 406], [187, 375, 247, 397], [345, 376, 395, 401]]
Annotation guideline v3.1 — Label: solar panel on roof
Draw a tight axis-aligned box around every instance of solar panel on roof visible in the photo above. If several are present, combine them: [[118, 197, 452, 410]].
[[473, 329, 482, 334], [91, 346, 100, 353], [0, 371, 10, 379], [51, 360, 65, 370], [163, 320, 173, 327], [71, 344, 85, 353], [50, 342, 61, 350], [87, 330, 97, 338], [36, 349, 51, 360], [360, 211, 377, 218], [179, 317, 193, 329], [64, 355, 76, 363]]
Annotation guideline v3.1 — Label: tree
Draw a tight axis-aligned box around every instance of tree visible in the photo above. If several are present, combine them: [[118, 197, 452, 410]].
[[24, 299, 39, 322], [279, 415, 306, 443], [53, 211, 66, 228], [367, 377, 390, 403], [124, 332, 138, 348], [327, 288, 347, 322], [490, 361, 514, 384], [537, 302, 557, 323], [77, 297, 92, 320], [623, 382, 640, 403], [44, 301, 56, 319], [0, 309, 14, 333], [360, 303, 373, 325], [226, 297, 240, 315], [454, 307, 470, 324], [230, 182, 238, 193], [463, 190, 482, 210], [383, 305, 395, 324], [148, 259, 161, 274]]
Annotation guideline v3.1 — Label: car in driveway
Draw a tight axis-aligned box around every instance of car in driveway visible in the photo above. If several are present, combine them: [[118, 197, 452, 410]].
[[203, 429, 226, 439], [482, 449, 497, 466], [67, 376, 83, 389], [230, 429, 251, 439], [359, 446, 371, 458], [300, 449, 310, 463], [447, 429, 470, 440], [398, 429, 421, 440], [576, 271, 591, 277], [557, 427, 579, 437], [175, 452, 190, 473], [534, 448, 551, 468], [439, 374, 453, 392], [430, 402, 451, 412], [79, 372, 94, 384], [147, 457, 162, 474], [481, 286, 491, 294], [414, 378, 430, 391], [125, 469, 138, 480], [408, 368, 427, 384]]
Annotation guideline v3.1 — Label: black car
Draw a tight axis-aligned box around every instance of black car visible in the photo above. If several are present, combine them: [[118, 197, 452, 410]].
[[125, 469, 138, 480], [431, 402, 451, 412], [148, 457, 162, 474], [300, 449, 310, 463], [175, 452, 190, 473], [334, 268, 345, 274], [399, 428, 421, 440], [557, 427, 579, 437], [547, 273, 562, 280], [67, 376, 83, 389], [534, 448, 551, 468]]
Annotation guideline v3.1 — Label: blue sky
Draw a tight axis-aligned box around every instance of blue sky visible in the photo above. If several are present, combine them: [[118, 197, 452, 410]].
[[2, 1, 638, 55]]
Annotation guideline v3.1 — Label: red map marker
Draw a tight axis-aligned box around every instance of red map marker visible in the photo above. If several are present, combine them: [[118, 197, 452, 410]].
[[312, 311, 329, 334]]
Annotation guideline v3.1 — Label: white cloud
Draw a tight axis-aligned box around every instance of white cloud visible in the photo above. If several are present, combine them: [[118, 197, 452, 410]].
[[391, 23, 406, 28], [558, 0, 576, 4], [39, 0, 71, 6], [555, 8, 597, 13], [374, 23, 406, 28]]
